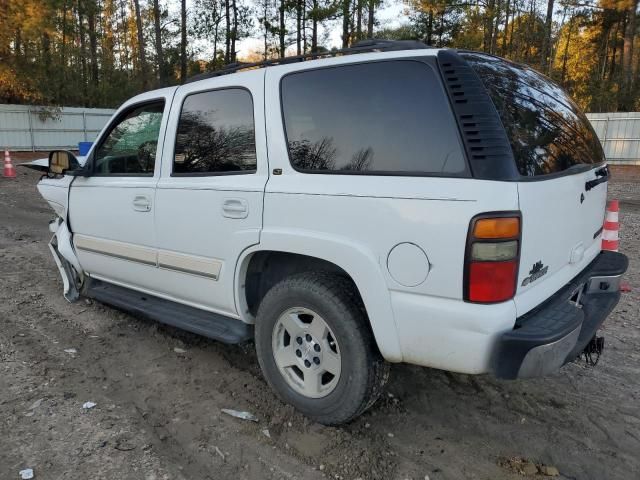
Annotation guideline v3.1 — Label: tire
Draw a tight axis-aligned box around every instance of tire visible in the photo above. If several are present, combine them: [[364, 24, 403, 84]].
[[254, 272, 389, 425]]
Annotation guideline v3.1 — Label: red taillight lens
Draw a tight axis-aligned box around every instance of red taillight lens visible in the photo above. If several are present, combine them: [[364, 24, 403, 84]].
[[468, 260, 518, 302], [465, 214, 521, 303]]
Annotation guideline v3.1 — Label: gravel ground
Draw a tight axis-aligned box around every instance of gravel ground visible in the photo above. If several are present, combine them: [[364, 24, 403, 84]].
[[1, 160, 638, 480]]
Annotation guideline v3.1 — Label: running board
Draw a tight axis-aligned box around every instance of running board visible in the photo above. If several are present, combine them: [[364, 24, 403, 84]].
[[85, 280, 253, 344]]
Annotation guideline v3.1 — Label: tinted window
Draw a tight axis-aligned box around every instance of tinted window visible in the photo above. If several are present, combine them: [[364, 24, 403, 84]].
[[174, 88, 256, 174], [281, 61, 467, 175], [94, 102, 164, 175], [463, 53, 605, 177]]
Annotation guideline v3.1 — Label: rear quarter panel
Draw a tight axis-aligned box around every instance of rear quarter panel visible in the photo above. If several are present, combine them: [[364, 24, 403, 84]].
[[260, 176, 519, 366], [263, 57, 520, 365]]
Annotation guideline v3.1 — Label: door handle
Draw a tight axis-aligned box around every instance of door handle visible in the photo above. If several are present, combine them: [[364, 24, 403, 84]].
[[133, 195, 152, 212], [222, 198, 248, 219]]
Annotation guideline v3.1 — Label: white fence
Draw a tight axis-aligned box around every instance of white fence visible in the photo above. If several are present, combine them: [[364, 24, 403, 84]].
[[0, 103, 639, 164], [586, 112, 640, 165], [0, 104, 115, 151]]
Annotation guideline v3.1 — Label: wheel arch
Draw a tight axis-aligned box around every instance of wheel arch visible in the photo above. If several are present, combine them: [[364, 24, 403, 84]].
[[234, 231, 403, 362]]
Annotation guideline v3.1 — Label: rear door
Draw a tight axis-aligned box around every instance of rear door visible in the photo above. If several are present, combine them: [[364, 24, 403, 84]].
[[152, 70, 267, 316], [464, 53, 608, 316]]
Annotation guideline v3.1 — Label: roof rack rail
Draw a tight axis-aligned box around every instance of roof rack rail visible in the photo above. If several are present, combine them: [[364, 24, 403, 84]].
[[185, 39, 432, 84]]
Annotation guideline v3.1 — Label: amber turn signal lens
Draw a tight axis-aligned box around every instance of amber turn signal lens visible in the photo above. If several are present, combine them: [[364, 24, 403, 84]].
[[473, 217, 520, 239]]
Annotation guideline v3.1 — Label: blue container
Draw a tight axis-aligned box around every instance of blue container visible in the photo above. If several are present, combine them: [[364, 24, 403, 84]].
[[78, 141, 93, 156]]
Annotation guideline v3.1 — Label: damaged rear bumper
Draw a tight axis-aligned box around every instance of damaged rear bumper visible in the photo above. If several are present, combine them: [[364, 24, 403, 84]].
[[493, 251, 628, 379]]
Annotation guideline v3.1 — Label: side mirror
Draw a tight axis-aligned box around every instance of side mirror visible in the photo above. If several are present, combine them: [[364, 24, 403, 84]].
[[48, 150, 82, 176]]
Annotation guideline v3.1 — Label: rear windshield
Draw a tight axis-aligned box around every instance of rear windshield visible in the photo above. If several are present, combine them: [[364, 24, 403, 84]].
[[462, 53, 605, 177]]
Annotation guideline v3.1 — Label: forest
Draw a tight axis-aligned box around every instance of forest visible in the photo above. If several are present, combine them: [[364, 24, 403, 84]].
[[0, 0, 638, 112]]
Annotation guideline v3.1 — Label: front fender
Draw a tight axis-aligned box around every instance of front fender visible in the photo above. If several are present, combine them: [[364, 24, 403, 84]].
[[37, 175, 74, 218], [48, 218, 83, 302], [235, 228, 403, 363], [50, 219, 82, 274]]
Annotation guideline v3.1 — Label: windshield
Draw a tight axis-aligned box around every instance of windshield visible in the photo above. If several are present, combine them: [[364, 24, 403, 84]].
[[462, 52, 605, 177]]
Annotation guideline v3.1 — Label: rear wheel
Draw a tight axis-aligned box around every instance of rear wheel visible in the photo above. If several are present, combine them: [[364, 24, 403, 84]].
[[255, 272, 389, 425]]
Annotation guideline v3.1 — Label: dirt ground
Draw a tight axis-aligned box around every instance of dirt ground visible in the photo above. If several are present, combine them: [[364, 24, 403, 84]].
[[1, 156, 638, 480]]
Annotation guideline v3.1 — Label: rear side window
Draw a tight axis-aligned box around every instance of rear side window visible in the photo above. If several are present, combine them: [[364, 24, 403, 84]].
[[173, 88, 256, 175], [281, 61, 467, 175], [463, 53, 605, 177]]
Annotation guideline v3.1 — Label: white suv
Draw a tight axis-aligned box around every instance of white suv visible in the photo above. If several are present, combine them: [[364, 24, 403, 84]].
[[30, 40, 628, 425]]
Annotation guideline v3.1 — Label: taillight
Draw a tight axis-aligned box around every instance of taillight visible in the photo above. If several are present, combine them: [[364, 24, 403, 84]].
[[464, 213, 521, 303]]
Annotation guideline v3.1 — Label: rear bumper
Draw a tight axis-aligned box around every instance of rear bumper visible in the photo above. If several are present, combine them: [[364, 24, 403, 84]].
[[492, 251, 628, 379]]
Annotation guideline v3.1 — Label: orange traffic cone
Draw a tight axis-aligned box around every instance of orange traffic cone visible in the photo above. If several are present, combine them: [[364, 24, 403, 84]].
[[3, 150, 16, 178], [601, 200, 619, 252]]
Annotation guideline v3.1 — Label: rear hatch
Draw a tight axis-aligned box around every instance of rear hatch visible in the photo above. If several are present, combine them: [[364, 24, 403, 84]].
[[463, 53, 608, 316]]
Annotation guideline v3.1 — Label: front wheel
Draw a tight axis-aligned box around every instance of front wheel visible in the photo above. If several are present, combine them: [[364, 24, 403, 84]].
[[255, 272, 389, 425]]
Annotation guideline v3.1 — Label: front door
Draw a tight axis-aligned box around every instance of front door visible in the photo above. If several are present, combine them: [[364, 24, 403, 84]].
[[152, 70, 268, 316], [69, 92, 173, 291]]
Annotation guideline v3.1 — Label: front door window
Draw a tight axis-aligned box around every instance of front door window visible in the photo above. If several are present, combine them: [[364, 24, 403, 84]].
[[94, 102, 165, 175]]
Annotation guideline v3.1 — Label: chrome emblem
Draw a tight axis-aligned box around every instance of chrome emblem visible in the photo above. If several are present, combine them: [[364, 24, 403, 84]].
[[521, 261, 549, 286]]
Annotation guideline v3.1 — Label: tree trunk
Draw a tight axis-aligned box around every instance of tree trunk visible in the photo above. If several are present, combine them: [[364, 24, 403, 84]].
[[356, 0, 362, 41], [213, 18, 219, 65], [0, 0, 9, 59], [42, 32, 51, 79], [600, 23, 611, 81], [87, 7, 99, 87], [483, 0, 496, 52], [312, 0, 318, 51], [133, 0, 148, 88], [224, 0, 230, 63], [622, 0, 638, 107], [302, 0, 307, 53], [181, 0, 187, 82], [14, 27, 21, 58], [60, 0, 68, 97], [550, 4, 567, 70], [152, 0, 166, 86], [491, 0, 502, 54], [540, 0, 555, 72], [523, 0, 536, 62], [296, 0, 302, 55], [261, 0, 268, 60], [561, 18, 573, 84], [261, 0, 267, 59], [501, 0, 510, 55], [118, 0, 130, 68], [279, 0, 285, 57], [42, 29, 53, 101], [367, 0, 374, 38], [509, 0, 517, 56], [77, 1, 88, 104], [231, 0, 237, 62], [426, 10, 433, 45], [342, 0, 350, 48], [349, 0, 356, 42], [610, 18, 621, 80]]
